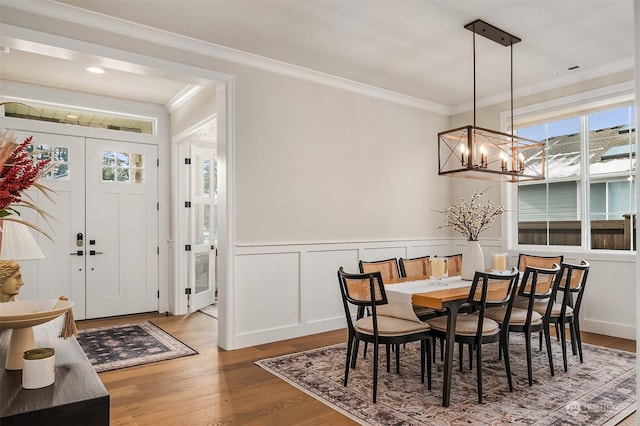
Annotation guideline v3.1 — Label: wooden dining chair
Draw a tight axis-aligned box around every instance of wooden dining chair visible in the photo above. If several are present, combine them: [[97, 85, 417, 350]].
[[426, 268, 520, 403], [487, 263, 561, 386], [517, 253, 564, 271], [337, 267, 432, 403], [399, 255, 431, 278], [398, 256, 441, 319], [358, 258, 401, 361], [359, 258, 400, 280], [445, 254, 462, 277], [514, 254, 564, 348]]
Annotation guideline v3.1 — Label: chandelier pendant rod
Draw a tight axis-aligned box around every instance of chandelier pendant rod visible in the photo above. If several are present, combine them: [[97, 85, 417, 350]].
[[473, 25, 477, 128]]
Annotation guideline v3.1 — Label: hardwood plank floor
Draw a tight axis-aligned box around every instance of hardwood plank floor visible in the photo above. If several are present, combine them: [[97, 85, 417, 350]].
[[77, 312, 636, 425]]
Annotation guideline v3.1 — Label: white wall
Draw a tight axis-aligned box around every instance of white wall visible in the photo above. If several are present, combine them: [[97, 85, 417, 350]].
[[1, 3, 636, 348]]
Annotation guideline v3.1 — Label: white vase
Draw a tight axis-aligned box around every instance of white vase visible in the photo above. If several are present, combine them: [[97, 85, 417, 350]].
[[461, 240, 484, 280]]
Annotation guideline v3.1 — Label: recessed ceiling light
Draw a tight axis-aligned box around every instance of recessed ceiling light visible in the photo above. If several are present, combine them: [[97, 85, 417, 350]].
[[86, 66, 105, 74], [66, 114, 78, 120]]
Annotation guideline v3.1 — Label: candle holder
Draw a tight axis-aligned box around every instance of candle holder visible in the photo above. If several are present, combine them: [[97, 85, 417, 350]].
[[492, 252, 508, 273], [430, 257, 448, 286]]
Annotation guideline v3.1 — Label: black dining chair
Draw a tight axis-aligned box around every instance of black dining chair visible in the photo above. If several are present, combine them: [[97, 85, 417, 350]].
[[543, 260, 590, 372], [487, 263, 561, 385], [337, 267, 432, 403], [357, 258, 402, 361], [426, 268, 520, 403]]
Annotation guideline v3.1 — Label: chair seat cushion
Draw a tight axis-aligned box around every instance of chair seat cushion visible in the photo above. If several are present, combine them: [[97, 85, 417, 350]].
[[427, 314, 499, 336], [548, 302, 574, 318], [355, 315, 430, 336], [513, 299, 574, 317], [514, 297, 549, 312], [486, 307, 542, 325]]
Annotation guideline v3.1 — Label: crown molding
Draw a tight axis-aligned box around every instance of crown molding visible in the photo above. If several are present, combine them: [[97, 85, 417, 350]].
[[450, 58, 634, 115], [1, 0, 451, 115]]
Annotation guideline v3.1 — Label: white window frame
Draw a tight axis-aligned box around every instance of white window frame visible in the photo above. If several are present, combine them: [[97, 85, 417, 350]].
[[501, 82, 636, 254]]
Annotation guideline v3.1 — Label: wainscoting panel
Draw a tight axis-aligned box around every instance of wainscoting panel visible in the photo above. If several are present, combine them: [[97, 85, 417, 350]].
[[303, 249, 358, 324], [234, 239, 458, 348], [579, 257, 636, 340], [234, 252, 301, 335], [233, 240, 635, 348]]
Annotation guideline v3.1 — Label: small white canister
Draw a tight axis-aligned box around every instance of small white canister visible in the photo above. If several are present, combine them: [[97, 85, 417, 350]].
[[22, 348, 55, 389]]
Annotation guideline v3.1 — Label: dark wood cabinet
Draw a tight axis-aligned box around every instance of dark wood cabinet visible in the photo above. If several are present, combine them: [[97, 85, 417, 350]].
[[0, 323, 110, 425]]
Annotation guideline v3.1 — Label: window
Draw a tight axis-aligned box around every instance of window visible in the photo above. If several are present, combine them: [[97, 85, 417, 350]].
[[101, 151, 145, 183], [516, 104, 636, 250], [28, 144, 70, 179]]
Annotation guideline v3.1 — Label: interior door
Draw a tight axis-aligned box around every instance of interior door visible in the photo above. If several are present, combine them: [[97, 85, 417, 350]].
[[189, 145, 216, 311], [84, 139, 159, 317]]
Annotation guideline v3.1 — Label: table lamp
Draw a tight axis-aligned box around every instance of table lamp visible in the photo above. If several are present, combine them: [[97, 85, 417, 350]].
[[0, 219, 45, 258], [0, 220, 65, 370]]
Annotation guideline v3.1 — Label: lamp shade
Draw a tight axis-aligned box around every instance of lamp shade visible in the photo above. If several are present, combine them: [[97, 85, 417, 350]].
[[0, 220, 44, 260]]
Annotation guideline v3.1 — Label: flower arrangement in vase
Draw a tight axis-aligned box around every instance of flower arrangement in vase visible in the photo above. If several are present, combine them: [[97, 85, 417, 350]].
[[436, 189, 505, 279], [0, 130, 55, 236]]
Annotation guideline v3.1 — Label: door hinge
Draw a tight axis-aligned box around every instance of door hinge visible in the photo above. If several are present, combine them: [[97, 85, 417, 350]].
[[185, 158, 191, 165], [157, 290, 160, 299], [185, 288, 192, 295], [157, 158, 159, 167], [185, 244, 192, 251], [185, 201, 191, 208], [157, 247, 160, 255], [157, 202, 160, 210]]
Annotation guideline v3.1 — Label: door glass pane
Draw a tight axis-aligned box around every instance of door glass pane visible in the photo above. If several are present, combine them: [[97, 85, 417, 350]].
[[195, 252, 209, 295], [117, 168, 129, 182], [117, 152, 130, 167], [203, 159, 210, 198], [194, 203, 211, 245], [102, 151, 115, 166], [102, 166, 115, 181], [101, 151, 144, 183]]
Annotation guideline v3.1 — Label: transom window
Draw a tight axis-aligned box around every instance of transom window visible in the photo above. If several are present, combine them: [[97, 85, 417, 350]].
[[516, 104, 636, 251]]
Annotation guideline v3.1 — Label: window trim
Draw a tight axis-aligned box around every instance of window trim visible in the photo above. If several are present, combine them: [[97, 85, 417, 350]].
[[501, 82, 636, 253]]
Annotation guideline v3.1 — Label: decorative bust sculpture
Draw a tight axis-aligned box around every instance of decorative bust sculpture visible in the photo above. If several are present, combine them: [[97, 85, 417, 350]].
[[0, 260, 23, 302]]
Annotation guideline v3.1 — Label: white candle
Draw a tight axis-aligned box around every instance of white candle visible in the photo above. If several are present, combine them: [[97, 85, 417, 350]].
[[431, 258, 446, 278], [492, 253, 507, 271]]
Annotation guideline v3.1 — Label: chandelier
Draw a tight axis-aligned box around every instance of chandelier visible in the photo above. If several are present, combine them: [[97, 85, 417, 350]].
[[438, 19, 545, 182]]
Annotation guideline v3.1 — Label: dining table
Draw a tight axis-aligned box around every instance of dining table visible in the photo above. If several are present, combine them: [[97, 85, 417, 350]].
[[382, 275, 474, 408]]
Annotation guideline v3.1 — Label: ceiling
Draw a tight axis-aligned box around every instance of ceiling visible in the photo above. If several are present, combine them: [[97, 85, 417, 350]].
[[0, 0, 635, 113]]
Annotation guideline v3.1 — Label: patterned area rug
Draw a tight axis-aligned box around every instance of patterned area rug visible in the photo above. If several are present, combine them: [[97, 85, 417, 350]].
[[198, 303, 218, 319], [257, 335, 636, 425], [77, 321, 198, 373]]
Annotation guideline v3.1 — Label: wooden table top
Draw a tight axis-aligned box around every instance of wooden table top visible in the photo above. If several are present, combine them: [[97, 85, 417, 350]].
[[386, 276, 472, 310]]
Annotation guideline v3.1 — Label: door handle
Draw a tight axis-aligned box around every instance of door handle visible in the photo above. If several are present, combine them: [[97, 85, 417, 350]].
[[89, 250, 104, 255], [70, 250, 84, 256]]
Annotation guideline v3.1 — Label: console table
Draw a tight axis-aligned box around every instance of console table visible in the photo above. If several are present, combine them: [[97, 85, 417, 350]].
[[0, 321, 110, 425]]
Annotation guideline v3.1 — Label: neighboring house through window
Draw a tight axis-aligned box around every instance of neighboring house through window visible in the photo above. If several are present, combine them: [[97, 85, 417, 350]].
[[515, 103, 636, 251]]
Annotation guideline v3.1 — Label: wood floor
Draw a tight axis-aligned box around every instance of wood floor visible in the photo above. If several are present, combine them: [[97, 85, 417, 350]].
[[76, 312, 636, 426]]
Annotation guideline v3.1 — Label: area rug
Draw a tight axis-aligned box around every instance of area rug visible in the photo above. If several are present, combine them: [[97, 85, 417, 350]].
[[76, 321, 198, 373], [198, 303, 218, 319], [256, 335, 636, 425]]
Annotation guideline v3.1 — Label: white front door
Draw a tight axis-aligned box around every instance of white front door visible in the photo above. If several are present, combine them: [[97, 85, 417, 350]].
[[85, 138, 159, 318], [11, 131, 158, 319], [188, 145, 216, 311], [16, 131, 87, 316]]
